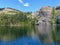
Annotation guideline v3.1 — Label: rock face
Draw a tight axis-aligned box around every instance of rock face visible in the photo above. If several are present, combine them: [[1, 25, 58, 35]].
[[31, 11, 39, 19], [33, 6, 53, 43], [56, 14, 60, 20], [32, 5, 60, 43], [56, 6, 60, 10]]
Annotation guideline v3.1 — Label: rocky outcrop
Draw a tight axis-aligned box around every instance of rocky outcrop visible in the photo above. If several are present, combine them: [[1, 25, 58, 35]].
[[32, 5, 60, 43], [56, 6, 60, 10], [32, 6, 53, 43]]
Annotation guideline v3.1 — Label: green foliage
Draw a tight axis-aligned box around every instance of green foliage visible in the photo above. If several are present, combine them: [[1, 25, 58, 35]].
[[51, 7, 56, 24], [0, 10, 31, 26], [51, 7, 60, 42], [51, 7, 57, 42]]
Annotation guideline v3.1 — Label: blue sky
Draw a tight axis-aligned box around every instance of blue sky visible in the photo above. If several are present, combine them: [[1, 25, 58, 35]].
[[0, 0, 60, 12]]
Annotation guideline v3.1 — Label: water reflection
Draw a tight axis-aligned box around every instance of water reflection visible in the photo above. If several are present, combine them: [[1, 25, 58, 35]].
[[35, 20, 60, 44], [0, 26, 32, 41], [0, 24, 60, 45], [0, 26, 43, 45], [0, 36, 43, 45]]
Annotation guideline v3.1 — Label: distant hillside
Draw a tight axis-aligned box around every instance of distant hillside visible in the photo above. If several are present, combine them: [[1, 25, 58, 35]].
[[0, 7, 32, 26]]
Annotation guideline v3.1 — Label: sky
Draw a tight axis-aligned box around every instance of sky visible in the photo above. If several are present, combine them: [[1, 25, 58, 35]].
[[0, 0, 60, 12]]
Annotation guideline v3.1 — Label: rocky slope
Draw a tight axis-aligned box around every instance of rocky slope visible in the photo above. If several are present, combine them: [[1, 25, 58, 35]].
[[32, 6, 60, 43]]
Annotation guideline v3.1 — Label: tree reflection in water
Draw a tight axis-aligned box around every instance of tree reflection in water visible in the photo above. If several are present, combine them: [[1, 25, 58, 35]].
[[0, 26, 32, 41]]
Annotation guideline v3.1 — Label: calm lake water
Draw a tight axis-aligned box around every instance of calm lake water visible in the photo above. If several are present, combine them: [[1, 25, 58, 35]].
[[0, 26, 60, 45], [0, 36, 60, 45]]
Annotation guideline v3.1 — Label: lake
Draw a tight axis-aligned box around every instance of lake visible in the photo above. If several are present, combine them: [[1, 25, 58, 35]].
[[0, 26, 60, 45]]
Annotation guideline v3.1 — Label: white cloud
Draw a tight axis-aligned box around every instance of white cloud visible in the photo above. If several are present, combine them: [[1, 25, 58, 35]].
[[24, 3, 29, 7], [18, 0, 30, 7], [19, 0, 23, 4]]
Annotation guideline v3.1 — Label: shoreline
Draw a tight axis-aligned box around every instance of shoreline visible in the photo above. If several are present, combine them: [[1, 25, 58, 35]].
[[0, 25, 22, 27]]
